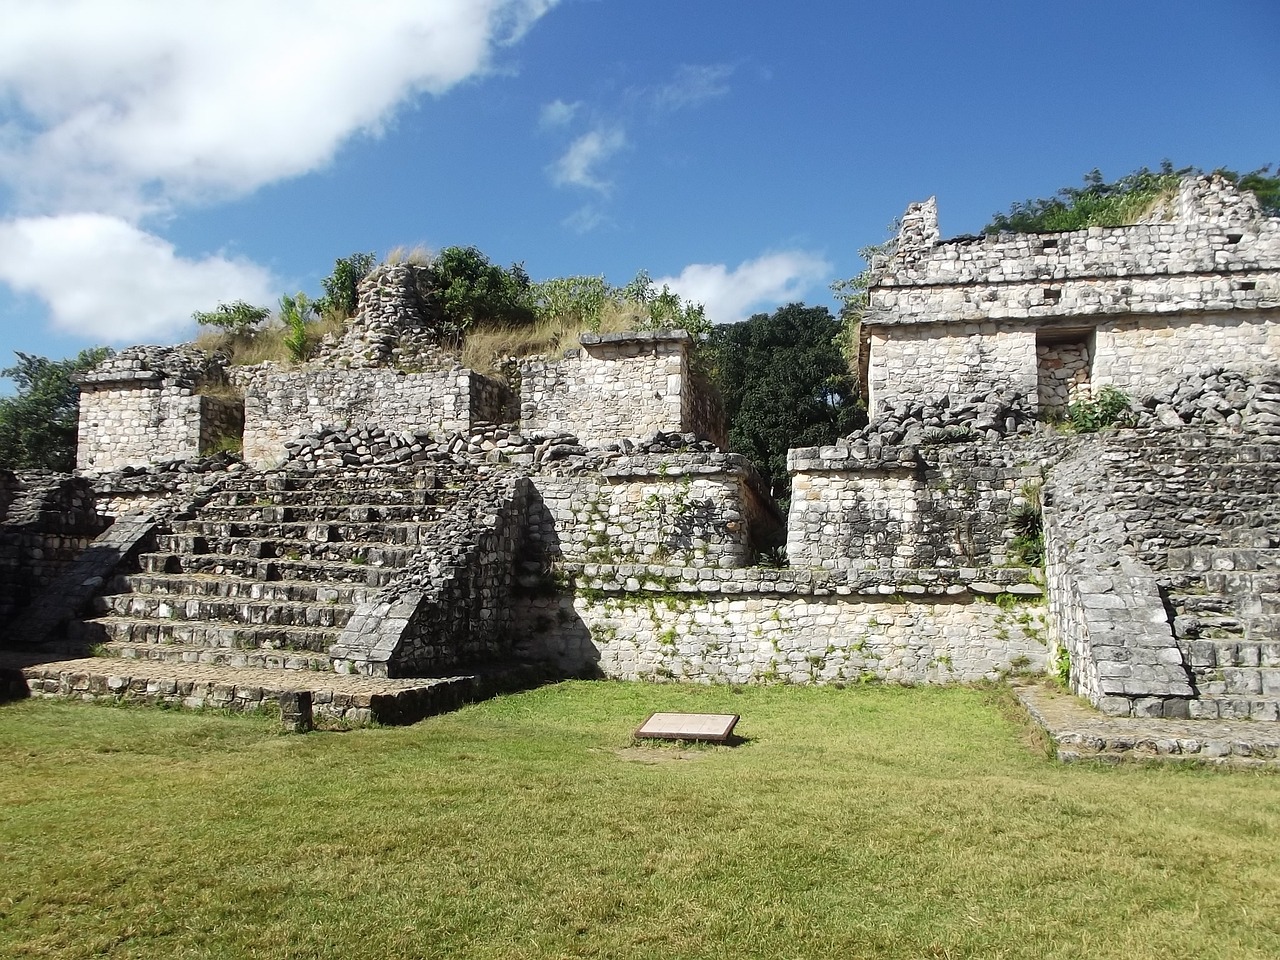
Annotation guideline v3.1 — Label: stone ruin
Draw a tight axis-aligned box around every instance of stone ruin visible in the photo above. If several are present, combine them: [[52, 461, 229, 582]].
[[3, 174, 1280, 749]]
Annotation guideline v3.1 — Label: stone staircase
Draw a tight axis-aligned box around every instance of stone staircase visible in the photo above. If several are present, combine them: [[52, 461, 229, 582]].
[[1164, 544, 1280, 721], [4, 465, 532, 725]]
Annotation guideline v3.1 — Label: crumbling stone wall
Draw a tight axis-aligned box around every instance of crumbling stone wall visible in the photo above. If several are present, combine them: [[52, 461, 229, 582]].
[[233, 364, 508, 469], [75, 346, 240, 473], [519, 331, 725, 444], [1093, 311, 1280, 396], [866, 175, 1280, 414], [0, 471, 109, 621], [329, 473, 530, 676]]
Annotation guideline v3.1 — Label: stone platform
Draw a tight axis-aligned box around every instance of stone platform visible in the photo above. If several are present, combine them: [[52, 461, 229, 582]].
[[1014, 681, 1280, 769], [0, 650, 527, 726]]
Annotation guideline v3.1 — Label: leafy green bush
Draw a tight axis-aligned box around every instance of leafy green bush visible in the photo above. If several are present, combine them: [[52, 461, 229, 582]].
[[984, 162, 1280, 234], [192, 300, 270, 335], [427, 246, 536, 341], [1066, 386, 1133, 433], [317, 252, 376, 319]]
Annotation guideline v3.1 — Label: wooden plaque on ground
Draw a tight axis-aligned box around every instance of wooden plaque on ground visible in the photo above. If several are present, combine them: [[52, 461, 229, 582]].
[[634, 712, 740, 743]]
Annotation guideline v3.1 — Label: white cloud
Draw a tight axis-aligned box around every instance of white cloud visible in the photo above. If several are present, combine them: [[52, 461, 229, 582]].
[[655, 251, 833, 325], [539, 99, 580, 130], [562, 204, 610, 234], [652, 64, 734, 112], [0, 0, 560, 215], [0, 214, 277, 343], [551, 128, 626, 193], [0, 0, 558, 345]]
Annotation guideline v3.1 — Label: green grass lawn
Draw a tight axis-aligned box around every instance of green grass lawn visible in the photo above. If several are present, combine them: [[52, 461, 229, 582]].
[[2, 682, 1278, 959]]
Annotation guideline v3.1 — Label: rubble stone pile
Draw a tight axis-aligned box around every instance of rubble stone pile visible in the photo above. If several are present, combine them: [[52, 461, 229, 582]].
[[1133, 367, 1280, 436], [846, 389, 1034, 446]]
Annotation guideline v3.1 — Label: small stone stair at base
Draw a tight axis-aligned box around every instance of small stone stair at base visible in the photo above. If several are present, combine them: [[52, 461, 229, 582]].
[[3, 651, 498, 726], [43, 467, 506, 724]]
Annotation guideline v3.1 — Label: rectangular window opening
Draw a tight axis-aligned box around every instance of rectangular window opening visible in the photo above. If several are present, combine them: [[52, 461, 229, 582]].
[[1043, 288, 1062, 303]]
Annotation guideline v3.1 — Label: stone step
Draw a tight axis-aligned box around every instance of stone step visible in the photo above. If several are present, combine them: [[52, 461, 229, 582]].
[[108, 573, 374, 606], [1187, 697, 1280, 722], [1190, 666, 1280, 697], [198, 502, 449, 523], [72, 616, 341, 653], [213, 473, 452, 502], [1014, 683, 1280, 768], [152, 533, 418, 567], [137, 552, 398, 586], [1181, 637, 1280, 669], [168, 519, 436, 546], [1203, 570, 1280, 594], [6, 651, 500, 726], [1235, 592, 1280, 617], [1246, 615, 1280, 641], [1167, 591, 1232, 616], [103, 640, 333, 672], [1167, 546, 1280, 573], [93, 593, 354, 630]]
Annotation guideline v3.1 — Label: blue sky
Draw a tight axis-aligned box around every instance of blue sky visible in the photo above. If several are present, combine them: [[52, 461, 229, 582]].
[[1, 0, 1277, 377]]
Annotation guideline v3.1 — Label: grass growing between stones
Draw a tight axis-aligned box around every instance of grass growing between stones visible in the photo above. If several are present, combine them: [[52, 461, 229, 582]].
[[2, 683, 1278, 959]]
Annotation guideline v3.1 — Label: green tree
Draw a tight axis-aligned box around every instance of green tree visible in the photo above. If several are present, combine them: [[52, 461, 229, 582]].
[[318, 252, 377, 318], [427, 245, 536, 339], [707, 304, 864, 505], [0, 348, 112, 471], [191, 300, 270, 335]]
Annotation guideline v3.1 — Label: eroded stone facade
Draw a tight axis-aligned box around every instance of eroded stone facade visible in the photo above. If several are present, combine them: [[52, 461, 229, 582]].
[[866, 175, 1280, 413]]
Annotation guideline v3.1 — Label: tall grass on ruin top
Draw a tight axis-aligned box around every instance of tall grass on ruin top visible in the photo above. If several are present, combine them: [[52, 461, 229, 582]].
[[2, 682, 1279, 960]]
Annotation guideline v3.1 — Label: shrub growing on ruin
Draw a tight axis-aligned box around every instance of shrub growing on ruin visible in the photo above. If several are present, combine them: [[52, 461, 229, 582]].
[[192, 300, 270, 335], [983, 162, 1280, 233], [279, 292, 316, 362], [317, 252, 376, 318], [1066, 386, 1134, 433]]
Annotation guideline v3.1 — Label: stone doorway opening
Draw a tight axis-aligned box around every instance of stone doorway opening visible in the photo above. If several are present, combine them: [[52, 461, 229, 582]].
[[1036, 328, 1094, 421]]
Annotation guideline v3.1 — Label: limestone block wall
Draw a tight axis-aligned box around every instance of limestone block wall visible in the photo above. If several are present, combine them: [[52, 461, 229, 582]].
[[514, 567, 1047, 684], [527, 453, 784, 568], [520, 331, 723, 443], [785, 438, 1057, 572], [77, 382, 203, 473], [75, 346, 239, 474], [867, 323, 1038, 413], [1093, 311, 1280, 396], [234, 365, 508, 469]]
